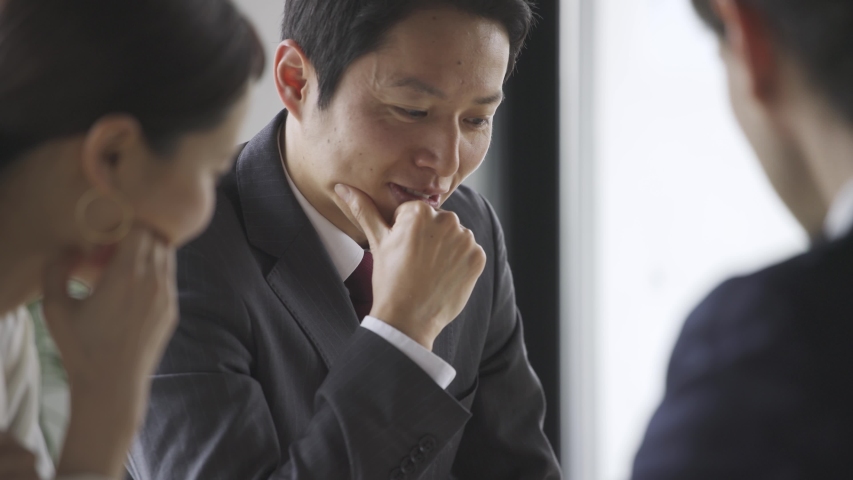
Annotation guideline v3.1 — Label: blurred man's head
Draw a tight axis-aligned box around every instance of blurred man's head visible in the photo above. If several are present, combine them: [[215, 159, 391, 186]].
[[274, 0, 533, 244], [693, 0, 853, 237]]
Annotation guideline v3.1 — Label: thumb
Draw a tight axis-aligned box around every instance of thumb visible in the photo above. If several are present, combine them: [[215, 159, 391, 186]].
[[333, 184, 390, 248]]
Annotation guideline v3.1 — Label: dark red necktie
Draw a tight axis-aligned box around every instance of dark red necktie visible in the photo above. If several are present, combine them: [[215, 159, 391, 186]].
[[344, 251, 373, 322]]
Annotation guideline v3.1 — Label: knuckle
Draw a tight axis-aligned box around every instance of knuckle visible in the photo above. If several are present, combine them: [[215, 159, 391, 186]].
[[411, 201, 433, 217], [400, 205, 426, 224], [471, 245, 487, 266], [438, 210, 460, 224]]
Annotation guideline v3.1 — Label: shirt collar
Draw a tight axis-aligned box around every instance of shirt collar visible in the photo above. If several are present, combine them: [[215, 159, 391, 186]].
[[823, 178, 853, 242], [277, 125, 364, 281]]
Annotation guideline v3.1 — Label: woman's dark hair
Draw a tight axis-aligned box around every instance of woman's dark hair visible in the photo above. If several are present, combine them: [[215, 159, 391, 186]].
[[693, 0, 853, 125], [0, 0, 265, 169], [282, 0, 535, 109]]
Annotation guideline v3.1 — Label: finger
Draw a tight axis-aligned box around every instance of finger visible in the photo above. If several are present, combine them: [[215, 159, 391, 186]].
[[42, 252, 77, 313], [164, 246, 176, 289], [333, 184, 390, 248], [435, 210, 461, 227], [41, 252, 78, 346], [98, 227, 150, 287], [393, 197, 436, 224], [135, 228, 154, 280], [152, 243, 177, 337], [163, 248, 179, 336]]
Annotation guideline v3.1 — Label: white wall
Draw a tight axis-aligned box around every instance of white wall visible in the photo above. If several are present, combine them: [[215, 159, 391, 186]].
[[581, 0, 806, 478], [232, 0, 286, 143]]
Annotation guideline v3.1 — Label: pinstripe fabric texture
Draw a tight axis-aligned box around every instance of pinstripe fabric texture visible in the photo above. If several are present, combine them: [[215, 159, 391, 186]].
[[127, 111, 561, 480]]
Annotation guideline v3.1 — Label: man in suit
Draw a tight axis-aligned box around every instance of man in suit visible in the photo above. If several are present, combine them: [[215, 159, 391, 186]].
[[633, 0, 853, 478], [128, 1, 561, 479]]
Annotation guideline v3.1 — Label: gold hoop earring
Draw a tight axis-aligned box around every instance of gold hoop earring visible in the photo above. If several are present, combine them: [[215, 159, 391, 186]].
[[75, 188, 134, 245]]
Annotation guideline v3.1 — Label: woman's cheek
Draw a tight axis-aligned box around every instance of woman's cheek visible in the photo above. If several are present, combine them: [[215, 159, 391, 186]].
[[145, 176, 213, 247], [175, 179, 217, 247]]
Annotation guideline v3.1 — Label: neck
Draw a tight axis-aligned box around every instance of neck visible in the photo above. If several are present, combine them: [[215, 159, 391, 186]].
[[789, 93, 853, 236]]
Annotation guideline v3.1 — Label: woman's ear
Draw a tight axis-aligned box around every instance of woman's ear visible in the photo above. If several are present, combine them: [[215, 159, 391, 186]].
[[274, 39, 313, 122], [79, 115, 146, 197]]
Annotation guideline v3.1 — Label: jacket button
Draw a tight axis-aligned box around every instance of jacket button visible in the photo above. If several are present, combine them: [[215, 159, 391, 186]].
[[418, 435, 437, 453], [390, 468, 406, 480], [400, 456, 417, 474], [410, 446, 426, 463]]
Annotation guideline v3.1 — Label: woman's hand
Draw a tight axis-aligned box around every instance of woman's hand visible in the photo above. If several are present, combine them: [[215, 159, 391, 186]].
[[42, 227, 177, 477], [0, 434, 38, 480]]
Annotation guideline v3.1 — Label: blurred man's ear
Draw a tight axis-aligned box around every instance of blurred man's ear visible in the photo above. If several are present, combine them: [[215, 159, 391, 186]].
[[713, 0, 778, 101], [274, 40, 312, 122]]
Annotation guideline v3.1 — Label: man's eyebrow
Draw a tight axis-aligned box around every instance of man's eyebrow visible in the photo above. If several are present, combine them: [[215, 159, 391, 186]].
[[475, 91, 505, 105], [391, 77, 447, 99], [391, 77, 504, 105]]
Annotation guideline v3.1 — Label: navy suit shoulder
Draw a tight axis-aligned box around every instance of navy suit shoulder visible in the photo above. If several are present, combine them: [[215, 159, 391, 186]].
[[633, 235, 853, 480]]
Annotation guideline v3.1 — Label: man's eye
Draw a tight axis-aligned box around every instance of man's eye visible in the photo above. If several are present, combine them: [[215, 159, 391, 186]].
[[395, 107, 428, 119], [466, 117, 491, 128]]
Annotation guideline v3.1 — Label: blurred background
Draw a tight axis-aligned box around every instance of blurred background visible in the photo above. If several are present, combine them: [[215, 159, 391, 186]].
[[229, 0, 808, 478], [34, 0, 809, 479]]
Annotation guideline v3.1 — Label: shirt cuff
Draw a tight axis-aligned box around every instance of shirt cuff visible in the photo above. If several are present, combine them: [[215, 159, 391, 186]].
[[361, 316, 457, 389]]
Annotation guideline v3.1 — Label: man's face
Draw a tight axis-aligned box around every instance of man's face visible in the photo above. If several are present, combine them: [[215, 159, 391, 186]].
[[286, 7, 511, 243]]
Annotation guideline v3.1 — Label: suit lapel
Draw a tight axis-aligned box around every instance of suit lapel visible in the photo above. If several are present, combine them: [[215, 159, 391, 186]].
[[236, 110, 360, 369]]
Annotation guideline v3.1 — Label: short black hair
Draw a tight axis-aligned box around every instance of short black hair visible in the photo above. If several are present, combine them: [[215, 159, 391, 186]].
[[692, 0, 853, 125], [0, 0, 265, 169], [282, 0, 534, 109]]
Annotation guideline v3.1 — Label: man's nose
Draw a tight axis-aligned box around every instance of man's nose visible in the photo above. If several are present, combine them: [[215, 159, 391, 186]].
[[414, 123, 461, 177]]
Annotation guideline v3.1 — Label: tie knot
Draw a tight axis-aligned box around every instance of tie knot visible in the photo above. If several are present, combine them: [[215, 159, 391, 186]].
[[344, 251, 373, 321]]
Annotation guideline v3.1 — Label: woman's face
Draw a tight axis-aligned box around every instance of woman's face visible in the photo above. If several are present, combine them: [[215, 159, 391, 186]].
[[131, 94, 251, 247], [71, 90, 251, 285]]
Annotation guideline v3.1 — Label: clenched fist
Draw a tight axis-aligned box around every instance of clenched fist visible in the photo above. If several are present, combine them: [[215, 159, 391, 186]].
[[334, 184, 486, 350]]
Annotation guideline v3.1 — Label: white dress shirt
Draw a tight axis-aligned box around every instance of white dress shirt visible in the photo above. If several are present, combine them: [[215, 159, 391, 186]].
[[0, 308, 109, 480], [0, 307, 54, 479], [280, 157, 456, 390], [824, 179, 853, 242]]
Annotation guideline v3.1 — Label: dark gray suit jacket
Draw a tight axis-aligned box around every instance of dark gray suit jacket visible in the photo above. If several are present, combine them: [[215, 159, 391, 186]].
[[128, 111, 561, 480]]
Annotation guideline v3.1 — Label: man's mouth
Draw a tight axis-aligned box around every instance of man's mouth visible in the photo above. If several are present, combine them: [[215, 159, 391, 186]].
[[389, 183, 443, 209]]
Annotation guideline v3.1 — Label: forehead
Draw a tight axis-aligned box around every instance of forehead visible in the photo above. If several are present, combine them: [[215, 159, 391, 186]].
[[355, 7, 511, 97]]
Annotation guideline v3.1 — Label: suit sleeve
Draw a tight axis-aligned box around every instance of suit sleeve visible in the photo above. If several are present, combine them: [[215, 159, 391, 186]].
[[450, 201, 562, 480], [127, 243, 471, 480], [631, 278, 814, 480]]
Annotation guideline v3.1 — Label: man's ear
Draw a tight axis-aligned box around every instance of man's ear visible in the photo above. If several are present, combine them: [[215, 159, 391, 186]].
[[713, 0, 778, 101], [275, 40, 313, 122], [79, 115, 146, 198]]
